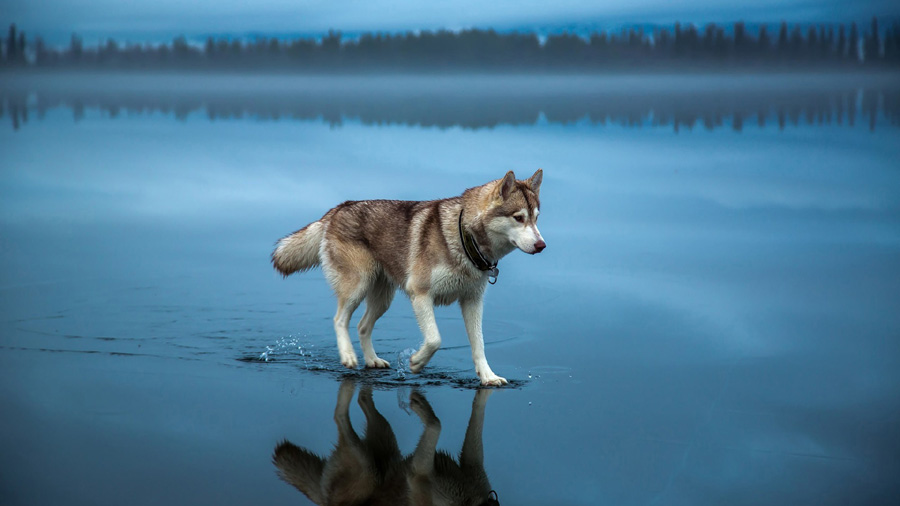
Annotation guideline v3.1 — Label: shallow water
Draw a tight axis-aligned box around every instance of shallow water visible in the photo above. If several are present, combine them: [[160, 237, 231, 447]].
[[1, 73, 899, 505]]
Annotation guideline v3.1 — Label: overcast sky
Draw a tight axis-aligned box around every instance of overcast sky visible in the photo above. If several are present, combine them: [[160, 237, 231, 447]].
[[2, 0, 898, 42]]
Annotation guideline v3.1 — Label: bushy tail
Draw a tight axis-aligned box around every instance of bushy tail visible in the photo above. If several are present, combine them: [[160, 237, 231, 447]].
[[272, 221, 325, 277], [272, 441, 326, 504]]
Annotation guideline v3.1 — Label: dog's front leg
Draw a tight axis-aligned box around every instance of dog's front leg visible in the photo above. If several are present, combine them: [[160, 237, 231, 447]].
[[459, 389, 494, 496], [460, 296, 508, 386], [409, 294, 442, 374], [408, 390, 441, 473], [406, 391, 440, 504]]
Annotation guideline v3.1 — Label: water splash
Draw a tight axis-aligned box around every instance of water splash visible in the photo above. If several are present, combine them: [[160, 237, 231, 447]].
[[240, 341, 526, 389], [396, 347, 416, 379], [256, 334, 313, 367]]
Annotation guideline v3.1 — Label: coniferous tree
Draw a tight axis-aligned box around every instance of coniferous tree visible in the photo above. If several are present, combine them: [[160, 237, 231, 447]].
[[758, 25, 771, 59], [777, 21, 789, 59], [789, 25, 803, 59], [7, 24, 17, 64], [268, 38, 281, 58], [826, 25, 835, 58], [322, 31, 341, 55], [865, 17, 880, 62], [99, 38, 118, 64], [837, 24, 847, 58], [655, 28, 672, 61], [205, 37, 215, 61], [733, 21, 747, 58], [17, 31, 25, 63], [69, 33, 83, 62], [229, 39, 242, 60], [886, 22, 900, 62], [673, 22, 684, 57], [702, 23, 716, 56], [684, 23, 699, 57], [589, 30, 609, 61], [714, 26, 727, 59], [818, 25, 829, 59], [172, 36, 190, 61], [807, 26, 818, 62], [34, 37, 49, 67]]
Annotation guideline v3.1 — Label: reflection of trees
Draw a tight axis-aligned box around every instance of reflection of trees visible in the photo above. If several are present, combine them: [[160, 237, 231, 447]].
[[2, 89, 28, 130], [2, 81, 898, 132]]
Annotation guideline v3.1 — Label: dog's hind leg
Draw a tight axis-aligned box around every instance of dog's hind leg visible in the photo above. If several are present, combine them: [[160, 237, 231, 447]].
[[357, 276, 394, 368], [333, 292, 366, 369], [330, 379, 377, 503], [358, 385, 402, 468], [334, 378, 360, 444], [324, 242, 376, 369]]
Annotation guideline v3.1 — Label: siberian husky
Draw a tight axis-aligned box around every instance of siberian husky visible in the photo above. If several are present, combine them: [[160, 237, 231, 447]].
[[272, 170, 544, 386]]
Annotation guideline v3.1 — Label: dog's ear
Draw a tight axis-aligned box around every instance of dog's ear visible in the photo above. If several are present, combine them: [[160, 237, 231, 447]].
[[498, 171, 516, 201], [527, 169, 543, 197]]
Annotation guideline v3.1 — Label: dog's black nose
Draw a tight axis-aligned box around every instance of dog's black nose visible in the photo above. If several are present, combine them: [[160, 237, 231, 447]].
[[534, 240, 546, 253]]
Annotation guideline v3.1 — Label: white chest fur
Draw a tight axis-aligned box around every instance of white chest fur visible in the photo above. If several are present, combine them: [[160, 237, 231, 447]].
[[427, 264, 485, 306]]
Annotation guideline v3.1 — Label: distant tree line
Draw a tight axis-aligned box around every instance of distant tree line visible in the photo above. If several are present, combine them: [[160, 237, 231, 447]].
[[2, 19, 899, 71]]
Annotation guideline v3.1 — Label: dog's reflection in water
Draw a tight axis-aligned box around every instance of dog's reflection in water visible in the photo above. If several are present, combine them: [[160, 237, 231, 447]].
[[273, 379, 500, 506]]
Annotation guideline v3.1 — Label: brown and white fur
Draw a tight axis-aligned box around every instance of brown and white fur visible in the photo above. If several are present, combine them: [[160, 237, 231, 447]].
[[272, 170, 544, 386], [273, 379, 499, 506]]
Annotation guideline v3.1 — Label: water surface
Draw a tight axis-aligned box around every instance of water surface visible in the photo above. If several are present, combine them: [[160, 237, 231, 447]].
[[1, 73, 899, 505]]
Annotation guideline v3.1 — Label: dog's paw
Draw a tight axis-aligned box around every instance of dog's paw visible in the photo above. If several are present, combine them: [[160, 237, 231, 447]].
[[340, 351, 359, 369], [365, 356, 391, 369], [409, 352, 428, 373], [409, 391, 439, 425], [357, 387, 374, 407], [479, 373, 508, 387]]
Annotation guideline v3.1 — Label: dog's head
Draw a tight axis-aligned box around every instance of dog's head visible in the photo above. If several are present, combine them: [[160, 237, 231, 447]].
[[484, 169, 545, 255]]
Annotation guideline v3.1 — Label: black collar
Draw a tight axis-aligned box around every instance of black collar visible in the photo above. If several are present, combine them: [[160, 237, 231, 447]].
[[458, 210, 499, 284]]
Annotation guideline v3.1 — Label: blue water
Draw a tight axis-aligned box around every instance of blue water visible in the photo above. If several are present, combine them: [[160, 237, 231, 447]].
[[1, 73, 899, 505]]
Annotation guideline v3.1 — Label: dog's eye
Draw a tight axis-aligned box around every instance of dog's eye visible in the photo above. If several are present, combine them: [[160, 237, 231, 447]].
[[513, 215, 524, 223]]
